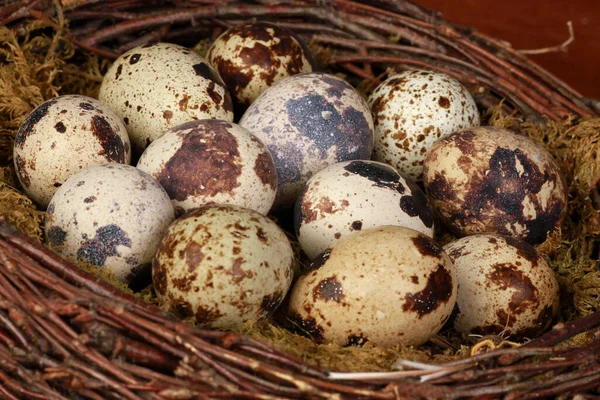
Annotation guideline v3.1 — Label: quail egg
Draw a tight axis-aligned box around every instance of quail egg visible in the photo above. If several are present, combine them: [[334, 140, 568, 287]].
[[368, 70, 480, 181], [153, 204, 294, 329], [240, 72, 374, 208], [207, 21, 313, 113], [423, 126, 568, 244], [287, 226, 456, 347], [99, 42, 233, 154], [13, 95, 131, 208], [294, 160, 434, 259], [444, 234, 559, 338], [45, 164, 175, 284], [137, 119, 277, 216]]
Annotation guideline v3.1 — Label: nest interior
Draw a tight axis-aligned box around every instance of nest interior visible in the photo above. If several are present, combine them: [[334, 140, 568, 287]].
[[1, 1, 600, 399]]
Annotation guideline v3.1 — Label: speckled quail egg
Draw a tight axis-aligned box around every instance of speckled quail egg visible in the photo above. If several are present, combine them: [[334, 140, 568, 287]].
[[287, 226, 456, 347], [207, 21, 314, 113], [423, 126, 568, 244], [99, 42, 233, 154], [137, 119, 277, 217], [45, 164, 175, 284], [368, 70, 480, 181], [13, 95, 131, 208], [294, 160, 434, 259], [239, 72, 374, 208], [153, 204, 294, 329], [444, 234, 559, 338]]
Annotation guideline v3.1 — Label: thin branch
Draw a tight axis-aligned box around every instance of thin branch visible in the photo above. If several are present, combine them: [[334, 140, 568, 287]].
[[519, 21, 575, 55]]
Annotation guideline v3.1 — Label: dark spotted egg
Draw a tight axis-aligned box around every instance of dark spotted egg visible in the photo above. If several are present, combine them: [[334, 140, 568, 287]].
[[294, 160, 434, 260], [239, 72, 374, 208], [153, 204, 294, 329], [13, 95, 131, 208], [99, 42, 233, 155], [368, 70, 480, 181], [444, 234, 559, 338], [423, 126, 568, 244], [287, 226, 456, 347], [137, 120, 277, 217], [207, 21, 313, 113], [45, 164, 175, 284]]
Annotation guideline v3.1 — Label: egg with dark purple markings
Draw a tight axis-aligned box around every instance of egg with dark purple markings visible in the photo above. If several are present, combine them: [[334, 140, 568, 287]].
[[423, 126, 567, 244], [294, 160, 434, 259], [153, 204, 294, 329], [13, 95, 131, 208], [137, 119, 277, 217], [99, 42, 233, 155], [45, 164, 175, 284], [239, 72, 374, 208], [207, 21, 313, 112], [444, 234, 559, 338], [287, 226, 456, 347]]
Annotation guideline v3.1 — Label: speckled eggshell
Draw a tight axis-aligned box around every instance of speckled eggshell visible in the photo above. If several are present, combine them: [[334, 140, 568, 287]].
[[207, 21, 313, 111], [99, 42, 233, 154], [153, 204, 294, 329], [45, 164, 175, 284], [287, 226, 456, 347], [368, 70, 480, 181], [13, 95, 131, 208], [423, 126, 568, 244], [294, 160, 434, 260], [137, 120, 277, 217], [444, 234, 559, 338], [239, 72, 374, 208]]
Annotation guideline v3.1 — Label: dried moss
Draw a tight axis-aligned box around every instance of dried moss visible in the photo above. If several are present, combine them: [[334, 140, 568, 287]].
[[240, 319, 470, 372], [0, 183, 45, 241]]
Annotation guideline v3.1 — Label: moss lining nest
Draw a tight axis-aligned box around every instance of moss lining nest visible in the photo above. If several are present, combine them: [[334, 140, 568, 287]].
[[1, 20, 599, 373]]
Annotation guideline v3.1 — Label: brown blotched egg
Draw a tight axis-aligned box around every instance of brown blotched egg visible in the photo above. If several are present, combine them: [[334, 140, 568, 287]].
[[153, 204, 294, 329], [239, 72, 374, 208], [99, 42, 233, 154], [423, 126, 567, 244], [45, 164, 175, 284], [207, 21, 313, 113], [444, 234, 559, 338], [13, 95, 131, 208], [294, 160, 434, 260], [137, 120, 277, 217], [287, 226, 456, 347], [368, 70, 480, 181]]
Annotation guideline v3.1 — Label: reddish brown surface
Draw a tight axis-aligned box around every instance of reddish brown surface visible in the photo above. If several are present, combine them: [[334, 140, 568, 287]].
[[414, 0, 600, 99]]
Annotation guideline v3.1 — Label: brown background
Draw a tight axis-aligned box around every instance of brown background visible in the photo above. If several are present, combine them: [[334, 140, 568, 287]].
[[413, 0, 600, 99]]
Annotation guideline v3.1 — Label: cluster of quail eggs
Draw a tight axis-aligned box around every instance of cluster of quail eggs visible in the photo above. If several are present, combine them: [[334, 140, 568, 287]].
[[14, 20, 566, 348], [287, 68, 564, 346]]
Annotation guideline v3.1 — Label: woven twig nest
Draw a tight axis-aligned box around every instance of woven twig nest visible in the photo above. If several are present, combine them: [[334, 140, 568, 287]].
[[1, 1, 600, 399]]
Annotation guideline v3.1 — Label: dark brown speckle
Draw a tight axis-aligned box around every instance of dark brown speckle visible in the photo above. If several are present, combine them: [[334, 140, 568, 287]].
[[54, 121, 66, 133], [261, 290, 285, 315], [487, 262, 538, 316], [155, 120, 242, 201], [313, 276, 344, 303], [345, 334, 369, 347], [253, 151, 277, 190], [402, 264, 453, 317], [412, 234, 443, 258], [438, 96, 450, 109], [287, 312, 325, 343], [90, 116, 126, 163]]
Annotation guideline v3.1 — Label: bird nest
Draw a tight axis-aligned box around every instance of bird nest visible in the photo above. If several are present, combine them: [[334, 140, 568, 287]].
[[1, 1, 600, 398]]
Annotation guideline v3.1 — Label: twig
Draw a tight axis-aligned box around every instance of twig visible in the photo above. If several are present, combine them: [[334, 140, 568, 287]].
[[519, 21, 575, 55]]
